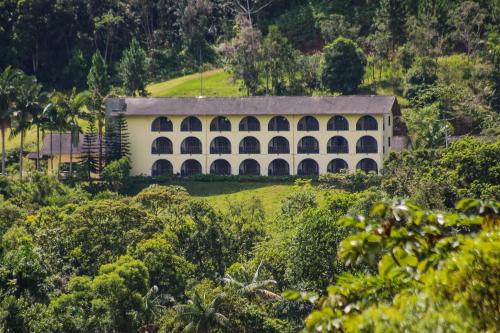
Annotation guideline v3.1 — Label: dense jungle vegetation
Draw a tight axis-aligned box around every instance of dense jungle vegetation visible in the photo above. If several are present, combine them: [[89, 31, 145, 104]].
[[0, 0, 499, 332]]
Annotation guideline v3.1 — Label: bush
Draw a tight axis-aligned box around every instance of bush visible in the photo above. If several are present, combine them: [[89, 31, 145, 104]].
[[319, 170, 381, 192], [102, 156, 131, 191]]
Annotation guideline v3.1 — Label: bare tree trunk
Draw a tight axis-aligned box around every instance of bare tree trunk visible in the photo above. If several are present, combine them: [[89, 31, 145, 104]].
[[58, 130, 62, 177], [36, 126, 40, 171], [1, 127, 5, 175], [69, 132, 73, 176], [50, 131, 53, 173], [98, 119, 103, 176], [19, 132, 24, 179]]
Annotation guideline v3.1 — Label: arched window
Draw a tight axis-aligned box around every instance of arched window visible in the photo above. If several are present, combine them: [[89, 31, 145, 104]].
[[210, 137, 231, 154], [297, 136, 319, 154], [210, 159, 232, 175], [268, 116, 290, 131], [152, 159, 173, 177], [151, 117, 173, 132], [356, 115, 378, 131], [210, 116, 231, 132], [268, 159, 290, 176], [181, 116, 202, 132], [239, 116, 260, 131], [297, 116, 319, 131], [356, 158, 378, 173], [151, 137, 173, 155], [181, 159, 202, 176], [239, 137, 260, 154], [181, 137, 202, 154], [327, 116, 349, 131], [239, 159, 260, 176], [356, 136, 378, 153], [268, 136, 290, 154], [328, 159, 348, 173], [298, 159, 319, 176], [327, 136, 349, 154]]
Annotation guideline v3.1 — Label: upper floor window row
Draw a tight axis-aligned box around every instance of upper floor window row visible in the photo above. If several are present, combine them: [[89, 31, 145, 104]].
[[153, 115, 379, 132]]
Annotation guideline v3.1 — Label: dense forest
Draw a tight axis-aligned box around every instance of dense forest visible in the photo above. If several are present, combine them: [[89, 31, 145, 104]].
[[0, 0, 499, 332]]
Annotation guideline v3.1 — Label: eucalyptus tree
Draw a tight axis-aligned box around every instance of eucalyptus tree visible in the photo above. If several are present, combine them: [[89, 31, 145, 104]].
[[10, 75, 44, 177], [174, 291, 229, 333], [0, 66, 23, 175]]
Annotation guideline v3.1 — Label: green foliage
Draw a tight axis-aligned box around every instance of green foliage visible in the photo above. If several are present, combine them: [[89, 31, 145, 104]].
[[403, 102, 452, 148], [321, 37, 366, 94], [102, 156, 131, 191], [319, 170, 381, 192], [87, 50, 110, 102], [36, 198, 155, 275], [48, 256, 149, 333], [133, 184, 190, 215], [404, 57, 438, 100], [287, 208, 348, 291], [440, 137, 500, 199], [280, 179, 317, 216], [382, 137, 500, 208], [129, 235, 194, 300], [302, 200, 500, 332], [79, 121, 98, 179], [105, 113, 130, 164], [118, 38, 148, 96]]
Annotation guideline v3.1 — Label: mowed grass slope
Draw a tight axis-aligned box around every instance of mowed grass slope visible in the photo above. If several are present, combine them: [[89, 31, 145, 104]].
[[170, 181, 331, 216], [175, 181, 294, 215], [147, 69, 242, 97]]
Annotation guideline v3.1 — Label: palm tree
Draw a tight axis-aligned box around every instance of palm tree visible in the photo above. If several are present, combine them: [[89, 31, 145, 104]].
[[0, 66, 23, 175], [136, 285, 173, 333], [43, 92, 68, 175], [174, 291, 229, 333], [223, 261, 281, 300], [65, 88, 90, 176], [10, 75, 44, 178]]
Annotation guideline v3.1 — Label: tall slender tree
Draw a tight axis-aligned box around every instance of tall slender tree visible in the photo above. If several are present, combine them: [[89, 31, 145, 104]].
[[43, 92, 69, 175], [65, 88, 91, 176], [79, 121, 98, 181], [87, 50, 111, 176], [105, 112, 130, 163], [0, 66, 22, 175], [10, 75, 43, 178]]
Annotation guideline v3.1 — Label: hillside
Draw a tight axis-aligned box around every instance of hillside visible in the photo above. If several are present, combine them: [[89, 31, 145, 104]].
[[147, 69, 241, 97]]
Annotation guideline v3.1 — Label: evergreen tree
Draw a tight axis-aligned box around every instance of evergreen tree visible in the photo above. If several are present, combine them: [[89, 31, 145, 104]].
[[87, 50, 110, 97], [104, 118, 118, 165], [320, 37, 367, 94], [105, 113, 130, 163], [87, 49, 111, 175], [118, 39, 148, 96], [80, 121, 98, 180]]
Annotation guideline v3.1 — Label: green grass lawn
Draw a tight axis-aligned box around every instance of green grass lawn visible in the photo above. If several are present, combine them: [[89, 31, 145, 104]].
[[167, 181, 331, 216], [168, 181, 293, 215], [147, 69, 242, 97]]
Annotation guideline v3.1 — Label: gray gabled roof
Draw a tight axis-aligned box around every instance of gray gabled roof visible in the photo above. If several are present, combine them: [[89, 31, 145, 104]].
[[107, 96, 400, 117], [39, 133, 84, 156]]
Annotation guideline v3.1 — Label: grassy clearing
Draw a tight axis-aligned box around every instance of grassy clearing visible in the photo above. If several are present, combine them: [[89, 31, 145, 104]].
[[169, 181, 332, 216], [169, 181, 294, 215], [147, 69, 242, 97]]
